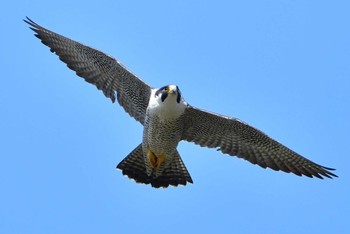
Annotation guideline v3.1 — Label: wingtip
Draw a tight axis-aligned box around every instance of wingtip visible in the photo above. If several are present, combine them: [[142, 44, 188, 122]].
[[321, 166, 338, 179], [311, 169, 338, 179], [23, 16, 34, 25], [23, 16, 39, 32]]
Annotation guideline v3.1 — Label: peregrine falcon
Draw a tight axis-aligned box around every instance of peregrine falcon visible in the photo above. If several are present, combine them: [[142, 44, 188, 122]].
[[25, 17, 337, 188]]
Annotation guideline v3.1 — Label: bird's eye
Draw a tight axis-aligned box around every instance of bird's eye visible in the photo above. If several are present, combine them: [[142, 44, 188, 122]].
[[164, 87, 168, 91]]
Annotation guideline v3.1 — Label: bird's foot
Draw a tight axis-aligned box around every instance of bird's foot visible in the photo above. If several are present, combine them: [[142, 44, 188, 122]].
[[147, 149, 165, 169]]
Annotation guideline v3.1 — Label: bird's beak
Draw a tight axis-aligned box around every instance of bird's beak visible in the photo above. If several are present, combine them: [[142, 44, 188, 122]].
[[167, 85, 177, 95]]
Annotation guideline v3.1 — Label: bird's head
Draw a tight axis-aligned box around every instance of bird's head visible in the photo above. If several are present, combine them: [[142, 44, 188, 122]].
[[155, 85, 182, 104]]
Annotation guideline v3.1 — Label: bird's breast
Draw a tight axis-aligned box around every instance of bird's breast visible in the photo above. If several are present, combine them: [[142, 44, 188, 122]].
[[143, 112, 184, 156]]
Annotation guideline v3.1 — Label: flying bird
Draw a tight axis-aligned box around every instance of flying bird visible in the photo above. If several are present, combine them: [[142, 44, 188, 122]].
[[24, 17, 337, 188]]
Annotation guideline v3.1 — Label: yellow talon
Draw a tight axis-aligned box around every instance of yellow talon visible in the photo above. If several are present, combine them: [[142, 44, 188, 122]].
[[147, 149, 157, 168], [157, 154, 165, 169], [147, 149, 166, 169]]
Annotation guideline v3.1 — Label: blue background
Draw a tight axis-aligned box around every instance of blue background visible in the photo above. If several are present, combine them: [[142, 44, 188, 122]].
[[1, 1, 349, 233]]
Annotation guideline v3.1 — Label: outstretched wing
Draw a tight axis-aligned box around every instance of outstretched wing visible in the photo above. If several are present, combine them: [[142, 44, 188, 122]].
[[25, 17, 152, 124], [182, 106, 337, 179]]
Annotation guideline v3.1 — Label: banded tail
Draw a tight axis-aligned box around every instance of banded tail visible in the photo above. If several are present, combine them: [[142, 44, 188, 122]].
[[117, 144, 193, 188]]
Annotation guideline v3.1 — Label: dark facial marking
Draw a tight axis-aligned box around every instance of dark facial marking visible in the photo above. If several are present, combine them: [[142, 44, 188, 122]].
[[161, 92, 168, 102], [155, 85, 169, 97], [176, 86, 181, 103], [155, 85, 171, 102]]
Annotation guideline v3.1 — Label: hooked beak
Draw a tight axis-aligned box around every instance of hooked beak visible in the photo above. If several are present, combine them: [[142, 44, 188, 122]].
[[167, 85, 177, 95]]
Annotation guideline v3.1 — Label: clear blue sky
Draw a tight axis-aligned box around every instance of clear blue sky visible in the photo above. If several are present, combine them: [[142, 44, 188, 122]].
[[1, 1, 349, 233]]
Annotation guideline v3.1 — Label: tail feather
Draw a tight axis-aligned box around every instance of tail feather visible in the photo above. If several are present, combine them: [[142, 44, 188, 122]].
[[116, 144, 193, 188]]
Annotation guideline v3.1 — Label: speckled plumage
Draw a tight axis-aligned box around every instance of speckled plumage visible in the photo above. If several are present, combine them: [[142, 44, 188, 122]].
[[25, 17, 337, 188], [142, 86, 187, 178]]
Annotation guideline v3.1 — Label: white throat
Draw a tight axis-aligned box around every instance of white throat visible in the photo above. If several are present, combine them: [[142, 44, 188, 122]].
[[148, 89, 187, 120]]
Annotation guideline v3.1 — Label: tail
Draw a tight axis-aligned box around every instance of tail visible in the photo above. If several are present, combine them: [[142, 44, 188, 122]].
[[116, 144, 193, 188]]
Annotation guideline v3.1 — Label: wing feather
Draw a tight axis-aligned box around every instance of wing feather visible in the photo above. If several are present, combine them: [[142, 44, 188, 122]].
[[24, 17, 152, 124], [182, 106, 337, 179]]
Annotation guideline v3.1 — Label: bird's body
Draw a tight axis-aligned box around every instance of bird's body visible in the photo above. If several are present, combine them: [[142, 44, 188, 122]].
[[143, 85, 187, 177], [25, 17, 337, 188], [117, 85, 193, 187]]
